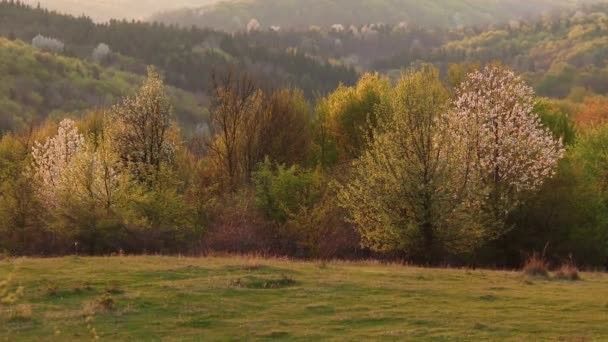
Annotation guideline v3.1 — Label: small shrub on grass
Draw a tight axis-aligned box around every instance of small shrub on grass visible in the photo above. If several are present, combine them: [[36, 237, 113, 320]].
[[230, 275, 296, 289], [95, 294, 116, 311], [248, 274, 296, 289], [554, 262, 580, 281], [522, 253, 549, 278], [229, 278, 244, 288]]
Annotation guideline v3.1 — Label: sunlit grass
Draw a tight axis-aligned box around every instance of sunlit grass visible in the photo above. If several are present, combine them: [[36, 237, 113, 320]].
[[1, 256, 606, 341]]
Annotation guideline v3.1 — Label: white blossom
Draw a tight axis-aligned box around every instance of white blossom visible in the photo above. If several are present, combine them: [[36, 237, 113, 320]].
[[31, 34, 64, 53], [330, 24, 345, 32], [92, 43, 111, 63], [31, 119, 84, 207], [247, 18, 260, 32], [442, 66, 564, 215]]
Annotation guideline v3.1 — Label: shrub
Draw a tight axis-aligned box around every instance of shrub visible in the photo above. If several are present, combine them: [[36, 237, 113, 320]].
[[95, 294, 116, 311], [554, 262, 580, 281], [522, 253, 549, 277], [202, 190, 281, 255], [253, 158, 322, 223]]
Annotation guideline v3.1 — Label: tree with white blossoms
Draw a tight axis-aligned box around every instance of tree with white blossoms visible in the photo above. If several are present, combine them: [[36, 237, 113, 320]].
[[444, 66, 565, 237], [107, 66, 174, 179], [59, 129, 124, 214], [31, 118, 84, 208], [247, 18, 260, 32], [92, 43, 111, 63], [31, 34, 64, 53]]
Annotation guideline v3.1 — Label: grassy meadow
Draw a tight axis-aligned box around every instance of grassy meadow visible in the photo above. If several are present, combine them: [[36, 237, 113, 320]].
[[1, 256, 607, 341]]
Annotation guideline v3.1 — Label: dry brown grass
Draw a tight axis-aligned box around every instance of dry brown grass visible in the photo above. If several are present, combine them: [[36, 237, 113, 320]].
[[554, 263, 581, 281], [522, 253, 549, 278], [8, 304, 33, 322]]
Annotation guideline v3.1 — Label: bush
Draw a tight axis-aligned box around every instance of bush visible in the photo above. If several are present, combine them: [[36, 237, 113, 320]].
[[253, 158, 322, 223], [522, 253, 549, 277], [554, 262, 580, 281], [202, 190, 281, 255]]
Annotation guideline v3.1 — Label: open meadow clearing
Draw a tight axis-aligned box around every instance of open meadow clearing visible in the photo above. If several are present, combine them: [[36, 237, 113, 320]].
[[1, 256, 607, 341]]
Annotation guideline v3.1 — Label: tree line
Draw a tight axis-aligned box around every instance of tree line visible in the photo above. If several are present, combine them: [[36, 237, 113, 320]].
[[4, 62, 608, 269]]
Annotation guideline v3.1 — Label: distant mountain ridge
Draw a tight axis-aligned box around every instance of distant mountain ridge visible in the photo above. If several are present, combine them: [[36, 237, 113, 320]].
[[21, 0, 222, 22], [150, 0, 601, 31]]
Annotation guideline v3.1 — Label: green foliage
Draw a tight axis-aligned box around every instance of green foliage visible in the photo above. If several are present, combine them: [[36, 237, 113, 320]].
[[4, 1, 608, 267], [0, 134, 45, 254], [0, 1, 357, 101], [315, 73, 390, 161], [0, 37, 205, 133], [338, 67, 477, 261], [253, 158, 322, 223], [534, 99, 578, 145]]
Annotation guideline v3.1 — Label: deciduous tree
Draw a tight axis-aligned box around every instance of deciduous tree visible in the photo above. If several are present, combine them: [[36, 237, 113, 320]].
[[445, 66, 564, 236], [339, 67, 476, 262]]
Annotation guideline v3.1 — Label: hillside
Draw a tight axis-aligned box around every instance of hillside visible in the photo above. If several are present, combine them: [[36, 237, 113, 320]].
[[151, 0, 597, 31], [374, 3, 608, 98], [1, 256, 607, 340], [0, 38, 207, 133], [0, 1, 358, 100]]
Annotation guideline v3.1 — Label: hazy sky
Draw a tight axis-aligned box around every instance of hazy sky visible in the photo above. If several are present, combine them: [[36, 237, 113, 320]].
[[22, 0, 223, 22]]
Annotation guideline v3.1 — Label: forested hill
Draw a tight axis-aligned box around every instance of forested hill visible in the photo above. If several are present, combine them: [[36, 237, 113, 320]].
[[0, 38, 207, 133], [150, 0, 597, 31], [0, 1, 357, 99], [373, 2, 608, 98]]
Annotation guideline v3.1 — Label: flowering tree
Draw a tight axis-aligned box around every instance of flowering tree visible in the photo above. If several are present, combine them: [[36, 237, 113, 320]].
[[247, 19, 260, 32], [338, 68, 481, 261], [92, 43, 111, 63], [60, 131, 124, 213], [445, 66, 565, 235], [31, 118, 84, 208], [108, 67, 174, 178], [31, 34, 64, 53]]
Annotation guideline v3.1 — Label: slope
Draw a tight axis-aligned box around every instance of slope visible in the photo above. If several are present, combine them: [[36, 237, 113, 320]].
[[151, 0, 597, 31], [0, 38, 207, 133]]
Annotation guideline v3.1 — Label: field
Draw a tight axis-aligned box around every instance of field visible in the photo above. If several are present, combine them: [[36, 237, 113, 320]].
[[1, 256, 607, 341]]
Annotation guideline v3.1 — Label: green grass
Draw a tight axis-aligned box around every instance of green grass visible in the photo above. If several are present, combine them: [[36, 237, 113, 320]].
[[1, 256, 607, 341]]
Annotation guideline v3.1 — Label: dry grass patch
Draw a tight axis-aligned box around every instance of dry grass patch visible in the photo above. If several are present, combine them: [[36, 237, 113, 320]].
[[7, 303, 33, 322], [554, 263, 581, 281], [522, 253, 549, 278]]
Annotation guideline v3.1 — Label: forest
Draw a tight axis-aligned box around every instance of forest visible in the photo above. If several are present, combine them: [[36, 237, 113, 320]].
[[151, 0, 592, 32], [2, 0, 608, 270]]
